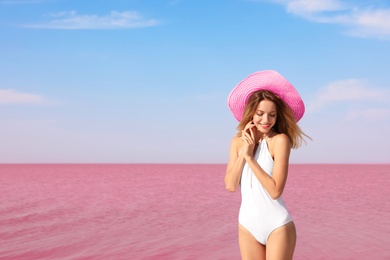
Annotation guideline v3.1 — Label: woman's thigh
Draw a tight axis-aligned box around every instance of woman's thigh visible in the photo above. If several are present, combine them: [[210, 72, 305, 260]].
[[266, 221, 296, 260], [238, 224, 266, 260]]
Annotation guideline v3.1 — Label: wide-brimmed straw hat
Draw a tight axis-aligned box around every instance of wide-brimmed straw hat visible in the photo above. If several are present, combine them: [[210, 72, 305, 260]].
[[227, 70, 305, 122]]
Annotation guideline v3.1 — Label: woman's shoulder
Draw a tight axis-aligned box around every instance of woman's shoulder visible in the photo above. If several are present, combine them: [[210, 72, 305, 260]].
[[231, 135, 242, 145], [270, 132, 290, 146], [268, 132, 291, 157], [230, 135, 244, 149]]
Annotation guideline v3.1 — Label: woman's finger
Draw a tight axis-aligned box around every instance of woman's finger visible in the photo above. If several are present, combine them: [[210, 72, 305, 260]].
[[241, 134, 254, 145], [244, 121, 254, 132], [249, 126, 255, 140]]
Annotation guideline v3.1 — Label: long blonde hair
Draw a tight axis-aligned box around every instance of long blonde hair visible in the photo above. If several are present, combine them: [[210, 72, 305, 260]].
[[237, 90, 309, 149]]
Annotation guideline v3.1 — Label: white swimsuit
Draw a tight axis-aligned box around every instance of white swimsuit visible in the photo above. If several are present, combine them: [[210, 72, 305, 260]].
[[238, 138, 292, 245]]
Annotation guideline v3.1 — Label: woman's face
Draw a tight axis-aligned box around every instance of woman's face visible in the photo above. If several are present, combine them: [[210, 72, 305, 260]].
[[252, 99, 277, 134]]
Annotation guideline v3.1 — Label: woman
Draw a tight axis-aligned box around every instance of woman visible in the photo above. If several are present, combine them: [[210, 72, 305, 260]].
[[225, 70, 308, 260]]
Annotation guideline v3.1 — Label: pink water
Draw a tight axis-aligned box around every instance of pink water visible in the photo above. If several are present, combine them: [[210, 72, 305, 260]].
[[0, 164, 389, 260]]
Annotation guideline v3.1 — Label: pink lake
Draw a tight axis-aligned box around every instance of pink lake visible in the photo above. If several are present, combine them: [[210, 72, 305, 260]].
[[0, 164, 389, 259]]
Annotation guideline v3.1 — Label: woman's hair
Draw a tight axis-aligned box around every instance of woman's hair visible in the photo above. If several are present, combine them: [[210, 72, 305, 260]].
[[236, 90, 309, 149]]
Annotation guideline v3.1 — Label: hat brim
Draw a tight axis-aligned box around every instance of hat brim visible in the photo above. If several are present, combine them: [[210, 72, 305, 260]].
[[227, 70, 305, 122]]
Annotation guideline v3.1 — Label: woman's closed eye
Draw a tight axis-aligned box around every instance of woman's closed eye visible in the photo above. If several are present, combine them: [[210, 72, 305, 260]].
[[256, 113, 276, 117]]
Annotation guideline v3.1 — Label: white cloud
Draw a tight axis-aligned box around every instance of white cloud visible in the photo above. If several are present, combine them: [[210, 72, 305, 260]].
[[23, 10, 160, 30], [0, 89, 44, 105], [286, 0, 346, 14], [265, 0, 390, 39], [345, 108, 390, 122], [345, 9, 390, 38], [308, 79, 386, 111]]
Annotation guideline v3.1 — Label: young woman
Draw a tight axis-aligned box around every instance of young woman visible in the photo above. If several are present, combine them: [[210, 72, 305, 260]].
[[225, 70, 308, 260]]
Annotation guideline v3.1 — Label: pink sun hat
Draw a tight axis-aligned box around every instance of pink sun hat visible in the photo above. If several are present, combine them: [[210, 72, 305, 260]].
[[227, 70, 305, 122]]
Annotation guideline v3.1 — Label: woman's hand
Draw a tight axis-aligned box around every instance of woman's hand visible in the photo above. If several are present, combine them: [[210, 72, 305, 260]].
[[240, 121, 256, 159]]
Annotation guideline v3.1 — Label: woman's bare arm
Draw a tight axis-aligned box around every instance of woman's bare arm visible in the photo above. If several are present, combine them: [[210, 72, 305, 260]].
[[244, 134, 291, 199], [224, 136, 246, 192]]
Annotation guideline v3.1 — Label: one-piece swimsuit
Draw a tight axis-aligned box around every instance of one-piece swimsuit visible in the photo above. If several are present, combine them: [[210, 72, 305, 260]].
[[238, 138, 292, 245]]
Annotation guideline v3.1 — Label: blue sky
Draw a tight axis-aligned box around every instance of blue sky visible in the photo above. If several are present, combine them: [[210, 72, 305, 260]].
[[1, 0, 389, 164]]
